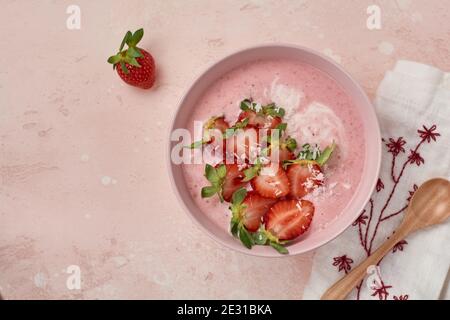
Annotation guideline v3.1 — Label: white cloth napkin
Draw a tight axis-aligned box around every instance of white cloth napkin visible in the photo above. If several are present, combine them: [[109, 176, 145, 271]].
[[303, 60, 450, 300]]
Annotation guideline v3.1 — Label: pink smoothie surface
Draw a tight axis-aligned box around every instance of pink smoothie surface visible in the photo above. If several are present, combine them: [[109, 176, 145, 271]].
[[182, 58, 365, 241]]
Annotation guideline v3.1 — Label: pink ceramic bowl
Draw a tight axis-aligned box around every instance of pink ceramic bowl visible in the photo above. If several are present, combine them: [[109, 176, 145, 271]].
[[167, 44, 381, 257]]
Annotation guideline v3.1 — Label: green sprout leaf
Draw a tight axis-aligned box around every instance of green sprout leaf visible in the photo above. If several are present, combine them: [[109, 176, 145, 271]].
[[297, 143, 322, 161], [275, 123, 287, 134], [185, 139, 208, 149], [316, 142, 336, 166], [224, 118, 249, 139], [269, 241, 289, 254], [264, 104, 285, 118], [240, 99, 252, 111], [235, 118, 249, 129], [285, 136, 297, 152], [243, 161, 262, 182]]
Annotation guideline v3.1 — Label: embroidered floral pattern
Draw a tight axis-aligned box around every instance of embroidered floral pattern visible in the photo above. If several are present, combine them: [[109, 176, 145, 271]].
[[392, 240, 408, 253], [418, 125, 440, 143], [407, 184, 418, 202], [371, 282, 392, 300], [408, 149, 424, 166], [393, 295, 409, 300], [352, 213, 368, 226], [386, 137, 406, 156], [376, 178, 384, 192], [332, 124, 441, 300], [332, 255, 354, 274]]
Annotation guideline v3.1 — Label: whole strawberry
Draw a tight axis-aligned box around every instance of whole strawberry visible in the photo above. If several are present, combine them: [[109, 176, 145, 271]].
[[107, 28, 156, 89]]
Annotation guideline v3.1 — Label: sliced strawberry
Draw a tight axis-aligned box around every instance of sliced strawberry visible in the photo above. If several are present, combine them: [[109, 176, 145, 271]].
[[287, 160, 324, 198], [265, 115, 282, 130], [264, 199, 315, 240], [225, 127, 260, 163], [204, 117, 229, 161], [210, 117, 229, 133], [268, 145, 295, 164], [221, 164, 248, 202], [279, 147, 295, 163], [241, 192, 277, 231], [238, 110, 263, 127], [238, 110, 282, 129], [251, 165, 290, 199]]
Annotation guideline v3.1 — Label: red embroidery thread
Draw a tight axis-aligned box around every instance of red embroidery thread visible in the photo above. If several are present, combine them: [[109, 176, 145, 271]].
[[344, 124, 440, 300]]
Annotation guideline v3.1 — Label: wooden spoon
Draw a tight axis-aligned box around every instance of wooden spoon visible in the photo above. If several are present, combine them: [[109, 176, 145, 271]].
[[321, 178, 450, 300]]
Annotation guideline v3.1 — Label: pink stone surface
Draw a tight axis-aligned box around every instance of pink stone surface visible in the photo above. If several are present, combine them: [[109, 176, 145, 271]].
[[1, 0, 449, 299]]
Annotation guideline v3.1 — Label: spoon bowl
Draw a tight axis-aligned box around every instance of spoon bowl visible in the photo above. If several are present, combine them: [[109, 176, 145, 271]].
[[405, 178, 450, 231]]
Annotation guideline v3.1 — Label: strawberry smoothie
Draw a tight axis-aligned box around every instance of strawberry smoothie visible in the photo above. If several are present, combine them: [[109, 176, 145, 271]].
[[182, 58, 365, 244]]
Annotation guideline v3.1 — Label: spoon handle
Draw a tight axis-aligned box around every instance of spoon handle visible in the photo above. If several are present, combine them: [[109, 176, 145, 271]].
[[321, 224, 411, 300]]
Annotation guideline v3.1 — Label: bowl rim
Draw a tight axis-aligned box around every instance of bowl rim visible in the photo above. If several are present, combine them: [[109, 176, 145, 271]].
[[166, 43, 382, 257]]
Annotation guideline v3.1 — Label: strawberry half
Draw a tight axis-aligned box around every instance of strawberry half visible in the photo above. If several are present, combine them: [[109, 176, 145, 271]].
[[225, 127, 260, 163], [108, 29, 156, 89], [264, 199, 315, 240], [238, 110, 282, 129], [268, 144, 295, 164], [205, 116, 229, 134], [211, 117, 229, 133], [251, 165, 290, 199], [286, 160, 324, 198], [241, 192, 277, 232], [221, 164, 248, 202], [206, 116, 229, 154]]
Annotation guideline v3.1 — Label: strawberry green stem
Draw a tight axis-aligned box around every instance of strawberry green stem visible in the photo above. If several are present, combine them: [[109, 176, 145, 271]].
[[107, 28, 145, 74]]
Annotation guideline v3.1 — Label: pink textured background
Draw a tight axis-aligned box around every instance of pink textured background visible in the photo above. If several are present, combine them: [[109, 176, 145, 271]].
[[1, 0, 449, 299]]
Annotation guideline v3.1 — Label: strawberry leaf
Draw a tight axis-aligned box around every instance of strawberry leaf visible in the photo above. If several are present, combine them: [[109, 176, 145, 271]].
[[216, 164, 227, 179], [128, 28, 144, 47], [120, 31, 132, 51], [127, 46, 142, 58], [201, 186, 218, 198], [230, 220, 239, 237], [120, 61, 129, 74], [201, 164, 227, 203], [107, 55, 121, 65], [231, 187, 247, 205], [205, 164, 219, 184], [127, 57, 141, 67], [238, 226, 254, 249], [269, 241, 289, 254], [253, 227, 268, 245]]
